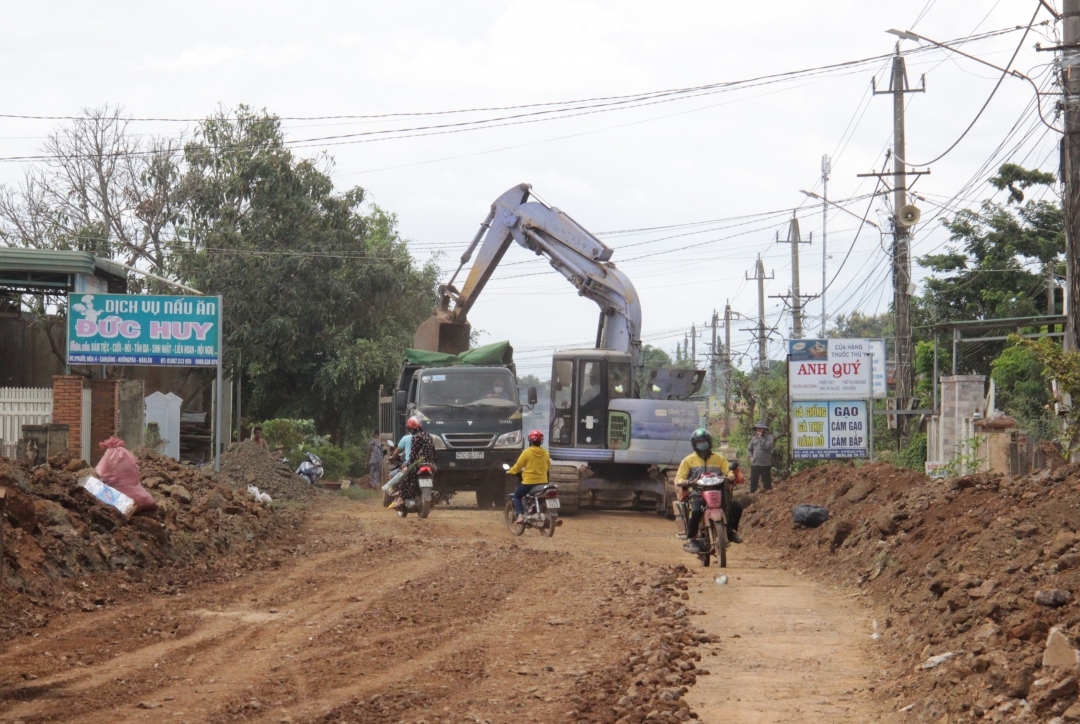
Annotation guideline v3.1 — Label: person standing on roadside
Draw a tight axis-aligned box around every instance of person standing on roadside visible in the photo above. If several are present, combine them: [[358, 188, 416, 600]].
[[748, 420, 775, 492], [252, 426, 269, 452], [368, 434, 385, 489]]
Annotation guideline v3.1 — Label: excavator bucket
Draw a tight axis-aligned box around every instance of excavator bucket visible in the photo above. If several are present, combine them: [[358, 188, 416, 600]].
[[413, 316, 471, 354]]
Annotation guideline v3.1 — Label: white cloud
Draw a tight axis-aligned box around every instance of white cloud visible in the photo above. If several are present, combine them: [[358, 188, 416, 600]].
[[140, 44, 245, 73]]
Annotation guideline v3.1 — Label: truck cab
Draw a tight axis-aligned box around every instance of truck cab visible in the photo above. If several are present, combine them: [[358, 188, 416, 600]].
[[380, 363, 535, 508]]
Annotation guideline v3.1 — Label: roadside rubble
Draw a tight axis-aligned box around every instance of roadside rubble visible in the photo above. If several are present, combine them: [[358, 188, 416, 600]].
[[743, 460, 1080, 722], [220, 440, 327, 501], [0, 450, 303, 638]]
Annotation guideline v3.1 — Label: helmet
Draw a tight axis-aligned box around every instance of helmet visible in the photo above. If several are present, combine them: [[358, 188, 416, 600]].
[[528, 429, 544, 445], [406, 416, 423, 431], [690, 428, 712, 454]]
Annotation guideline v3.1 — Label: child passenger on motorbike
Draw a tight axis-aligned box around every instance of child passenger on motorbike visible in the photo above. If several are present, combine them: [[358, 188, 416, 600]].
[[507, 430, 551, 524], [675, 428, 744, 553]]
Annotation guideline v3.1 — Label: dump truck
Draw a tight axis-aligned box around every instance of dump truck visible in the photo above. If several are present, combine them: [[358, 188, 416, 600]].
[[379, 341, 536, 508]]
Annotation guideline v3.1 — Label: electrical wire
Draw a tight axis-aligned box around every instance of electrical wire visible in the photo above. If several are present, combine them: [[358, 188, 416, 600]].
[[894, 2, 1043, 167]]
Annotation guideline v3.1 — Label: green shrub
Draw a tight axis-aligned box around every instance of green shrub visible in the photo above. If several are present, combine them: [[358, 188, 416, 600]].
[[261, 419, 312, 460], [311, 444, 351, 481]]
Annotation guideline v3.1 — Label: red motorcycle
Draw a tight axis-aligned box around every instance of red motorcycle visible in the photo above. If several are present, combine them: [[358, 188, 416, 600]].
[[673, 472, 729, 567]]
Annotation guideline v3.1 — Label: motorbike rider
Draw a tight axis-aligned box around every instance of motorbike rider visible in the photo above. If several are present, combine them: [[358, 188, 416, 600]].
[[394, 417, 436, 509], [507, 430, 551, 524], [675, 428, 744, 553], [389, 424, 415, 465]]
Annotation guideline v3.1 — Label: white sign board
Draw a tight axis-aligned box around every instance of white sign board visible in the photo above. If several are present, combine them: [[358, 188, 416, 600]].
[[791, 400, 868, 459], [788, 338, 885, 400]]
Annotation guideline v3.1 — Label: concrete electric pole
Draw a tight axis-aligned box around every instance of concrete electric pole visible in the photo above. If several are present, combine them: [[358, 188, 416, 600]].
[[821, 154, 831, 335], [1064, 0, 1080, 351], [746, 257, 774, 372], [723, 302, 742, 437], [776, 213, 814, 339], [872, 47, 924, 426]]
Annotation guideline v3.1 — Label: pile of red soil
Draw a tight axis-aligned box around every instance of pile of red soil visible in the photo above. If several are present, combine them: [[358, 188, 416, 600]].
[[743, 460, 1080, 722], [0, 451, 303, 639]]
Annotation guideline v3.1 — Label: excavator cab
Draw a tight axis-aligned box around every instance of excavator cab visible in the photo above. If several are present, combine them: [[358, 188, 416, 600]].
[[549, 350, 632, 450]]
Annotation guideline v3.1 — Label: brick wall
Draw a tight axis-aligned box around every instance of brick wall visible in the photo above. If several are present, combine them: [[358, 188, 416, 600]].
[[51, 375, 86, 459], [89, 379, 121, 466]]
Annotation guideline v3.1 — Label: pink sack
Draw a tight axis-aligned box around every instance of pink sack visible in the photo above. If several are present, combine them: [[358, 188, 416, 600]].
[[95, 437, 157, 513]]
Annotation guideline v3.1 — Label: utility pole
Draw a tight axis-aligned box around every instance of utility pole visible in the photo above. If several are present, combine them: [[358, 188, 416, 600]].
[[722, 301, 742, 437], [746, 257, 774, 372], [710, 311, 718, 395], [872, 46, 924, 430], [775, 213, 814, 339], [821, 154, 831, 335], [691, 324, 697, 366], [1064, 0, 1080, 352]]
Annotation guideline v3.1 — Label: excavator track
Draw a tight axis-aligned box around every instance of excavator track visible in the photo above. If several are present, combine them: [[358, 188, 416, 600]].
[[549, 464, 581, 516]]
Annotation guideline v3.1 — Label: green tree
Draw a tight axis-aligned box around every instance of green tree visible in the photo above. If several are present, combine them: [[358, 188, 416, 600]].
[[828, 311, 892, 340], [1014, 336, 1080, 455], [635, 344, 675, 395], [990, 343, 1051, 421], [917, 164, 1063, 375], [172, 106, 439, 442]]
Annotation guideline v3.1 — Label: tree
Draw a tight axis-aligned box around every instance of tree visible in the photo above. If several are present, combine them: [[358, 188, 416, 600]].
[[171, 107, 439, 442], [828, 311, 891, 340], [990, 343, 1051, 422], [0, 105, 438, 443], [635, 344, 674, 395], [917, 164, 1064, 375], [1014, 337, 1080, 456]]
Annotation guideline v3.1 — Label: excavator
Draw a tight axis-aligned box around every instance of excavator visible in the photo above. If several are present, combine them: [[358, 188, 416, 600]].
[[412, 183, 705, 515]]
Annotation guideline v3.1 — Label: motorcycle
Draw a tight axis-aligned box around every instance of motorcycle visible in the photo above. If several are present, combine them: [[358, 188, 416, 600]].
[[385, 462, 440, 519], [295, 452, 325, 486], [672, 471, 731, 567], [502, 463, 561, 537]]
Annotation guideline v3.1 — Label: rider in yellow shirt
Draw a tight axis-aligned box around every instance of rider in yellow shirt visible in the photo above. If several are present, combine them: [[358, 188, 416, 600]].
[[507, 430, 551, 524], [675, 428, 744, 552]]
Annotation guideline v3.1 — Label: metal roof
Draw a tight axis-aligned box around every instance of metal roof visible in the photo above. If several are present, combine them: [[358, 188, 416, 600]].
[[0, 248, 127, 293]]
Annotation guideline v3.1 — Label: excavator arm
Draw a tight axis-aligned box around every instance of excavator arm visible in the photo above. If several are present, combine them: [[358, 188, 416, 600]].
[[414, 183, 642, 369]]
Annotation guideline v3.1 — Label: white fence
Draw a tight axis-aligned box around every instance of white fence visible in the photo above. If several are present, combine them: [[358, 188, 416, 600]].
[[0, 387, 53, 458]]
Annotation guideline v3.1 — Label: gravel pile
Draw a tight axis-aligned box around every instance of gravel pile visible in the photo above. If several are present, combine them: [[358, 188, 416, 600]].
[[220, 441, 327, 501]]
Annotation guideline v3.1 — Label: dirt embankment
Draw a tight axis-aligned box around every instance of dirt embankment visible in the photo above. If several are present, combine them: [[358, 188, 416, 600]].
[[0, 451, 305, 640], [743, 460, 1080, 722]]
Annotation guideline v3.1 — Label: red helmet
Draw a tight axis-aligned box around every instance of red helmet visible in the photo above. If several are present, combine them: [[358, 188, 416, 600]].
[[528, 429, 544, 444], [406, 416, 423, 430]]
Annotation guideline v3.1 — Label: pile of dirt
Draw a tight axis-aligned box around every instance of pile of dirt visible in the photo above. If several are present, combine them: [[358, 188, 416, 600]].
[[743, 460, 1080, 722], [0, 451, 303, 637], [219, 440, 327, 501]]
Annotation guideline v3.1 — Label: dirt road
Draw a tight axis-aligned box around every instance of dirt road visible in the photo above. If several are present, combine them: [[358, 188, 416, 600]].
[[0, 496, 893, 723]]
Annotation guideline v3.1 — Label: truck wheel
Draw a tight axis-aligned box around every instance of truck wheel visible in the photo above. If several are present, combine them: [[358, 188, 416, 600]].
[[475, 487, 493, 509]]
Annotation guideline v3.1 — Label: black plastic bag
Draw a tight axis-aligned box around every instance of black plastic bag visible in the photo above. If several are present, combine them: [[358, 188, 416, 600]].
[[791, 504, 830, 528]]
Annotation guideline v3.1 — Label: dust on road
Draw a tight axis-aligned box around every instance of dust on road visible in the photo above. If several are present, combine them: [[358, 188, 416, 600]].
[[0, 496, 890, 723]]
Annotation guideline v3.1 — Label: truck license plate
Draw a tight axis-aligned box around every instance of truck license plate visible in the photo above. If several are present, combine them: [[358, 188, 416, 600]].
[[546, 498, 561, 509], [455, 451, 484, 460], [419, 478, 433, 488]]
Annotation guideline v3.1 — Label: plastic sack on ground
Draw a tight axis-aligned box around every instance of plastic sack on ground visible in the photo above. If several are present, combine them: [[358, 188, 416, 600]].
[[791, 504, 830, 528], [80, 476, 137, 518], [95, 436, 157, 513]]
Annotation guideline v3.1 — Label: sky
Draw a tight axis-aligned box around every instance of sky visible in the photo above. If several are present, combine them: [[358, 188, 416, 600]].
[[0, 0, 1063, 379]]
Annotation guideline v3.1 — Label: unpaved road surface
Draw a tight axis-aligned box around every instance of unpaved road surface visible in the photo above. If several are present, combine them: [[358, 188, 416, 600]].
[[0, 497, 892, 723]]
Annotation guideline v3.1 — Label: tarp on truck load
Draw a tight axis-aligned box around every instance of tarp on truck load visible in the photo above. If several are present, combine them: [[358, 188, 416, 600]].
[[405, 340, 514, 367]]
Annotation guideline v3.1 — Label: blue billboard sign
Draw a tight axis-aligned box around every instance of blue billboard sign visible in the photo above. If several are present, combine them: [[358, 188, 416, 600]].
[[67, 293, 220, 367], [791, 400, 868, 459]]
